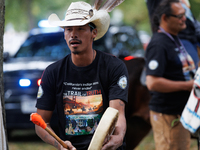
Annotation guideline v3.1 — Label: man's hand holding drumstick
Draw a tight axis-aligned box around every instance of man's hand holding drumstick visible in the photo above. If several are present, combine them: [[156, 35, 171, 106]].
[[30, 112, 76, 150]]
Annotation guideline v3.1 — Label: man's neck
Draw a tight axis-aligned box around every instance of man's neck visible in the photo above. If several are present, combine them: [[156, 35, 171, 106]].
[[71, 49, 96, 67], [159, 25, 178, 36]]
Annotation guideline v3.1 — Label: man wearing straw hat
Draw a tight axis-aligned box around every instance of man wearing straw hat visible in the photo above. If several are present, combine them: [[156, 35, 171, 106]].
[[35, 0, 128, 150]]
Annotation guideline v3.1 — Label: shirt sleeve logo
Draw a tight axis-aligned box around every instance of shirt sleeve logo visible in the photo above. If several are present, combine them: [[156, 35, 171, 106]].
[[118, 75, 127, 89], [37, 85, 43, 99], [148, 60, 159, 70]]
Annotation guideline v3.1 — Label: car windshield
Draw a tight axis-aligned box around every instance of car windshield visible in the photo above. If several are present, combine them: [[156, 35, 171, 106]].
[[106, 26, 144, 58], [111, 32, 143, 57], [14, 32, 70, 60]]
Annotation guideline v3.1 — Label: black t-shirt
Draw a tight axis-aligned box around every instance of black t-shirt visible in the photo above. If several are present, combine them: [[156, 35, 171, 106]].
[[145, 32, 196, 115], [36, 50, 129, 150]]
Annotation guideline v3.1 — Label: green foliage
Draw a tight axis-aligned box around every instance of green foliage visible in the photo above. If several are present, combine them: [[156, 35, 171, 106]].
[[114, 0, 151, 33], [4, 0, 200, 33], [190, 0, 200, 20], [5, 0, 75, 31]]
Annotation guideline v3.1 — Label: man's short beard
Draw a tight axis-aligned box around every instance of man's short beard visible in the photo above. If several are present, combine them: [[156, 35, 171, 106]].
[[72, 51, 80, 55]]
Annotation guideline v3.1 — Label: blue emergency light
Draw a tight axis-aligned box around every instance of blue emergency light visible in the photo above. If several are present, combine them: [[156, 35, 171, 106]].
[[19, 79, 31, 87]]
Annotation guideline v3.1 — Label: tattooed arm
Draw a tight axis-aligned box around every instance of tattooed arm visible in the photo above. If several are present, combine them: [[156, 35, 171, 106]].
[[35, 109, 75, 150], [101, 99, 126, 150]]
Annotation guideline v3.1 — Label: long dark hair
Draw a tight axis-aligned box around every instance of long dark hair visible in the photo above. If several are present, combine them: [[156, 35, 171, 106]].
[[152, 0, 179, 32]]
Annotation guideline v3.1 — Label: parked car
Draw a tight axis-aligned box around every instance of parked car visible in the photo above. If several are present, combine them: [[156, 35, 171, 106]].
[[3, 25, 144, 136]]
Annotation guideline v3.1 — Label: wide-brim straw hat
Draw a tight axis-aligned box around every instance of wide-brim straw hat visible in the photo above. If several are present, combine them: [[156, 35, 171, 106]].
[[48, 1, 110, 41]]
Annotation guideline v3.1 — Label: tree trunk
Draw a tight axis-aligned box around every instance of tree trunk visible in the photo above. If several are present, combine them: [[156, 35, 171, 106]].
[[0, 0, 8, 149]]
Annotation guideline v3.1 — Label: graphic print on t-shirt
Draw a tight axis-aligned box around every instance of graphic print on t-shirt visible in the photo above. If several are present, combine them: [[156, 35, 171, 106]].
[[176, 46, 196, 80], [63, 81, 103, 135]]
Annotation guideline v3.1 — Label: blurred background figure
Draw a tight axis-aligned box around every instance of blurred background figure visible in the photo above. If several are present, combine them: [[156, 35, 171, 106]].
[[146, 0, 200, 69], [145, 0, 196, 149]]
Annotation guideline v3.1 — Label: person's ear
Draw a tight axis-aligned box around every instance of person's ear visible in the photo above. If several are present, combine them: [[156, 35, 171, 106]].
[[64, 28, 67, 40], [92, 28, 97, 38], [162, 14, 169, 22]]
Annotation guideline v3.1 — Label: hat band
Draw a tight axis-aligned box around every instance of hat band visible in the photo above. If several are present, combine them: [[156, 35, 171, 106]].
[[66, 9, 89, 16], [67, 18, 89, 21]]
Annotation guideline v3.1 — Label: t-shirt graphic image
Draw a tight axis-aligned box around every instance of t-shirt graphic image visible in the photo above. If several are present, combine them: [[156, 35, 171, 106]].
[[63, 82, 103, 135], [176, 46, 196, 80]]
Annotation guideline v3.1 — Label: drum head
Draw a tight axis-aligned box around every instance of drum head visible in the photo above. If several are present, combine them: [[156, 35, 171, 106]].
[[88, 107, 119, 150]]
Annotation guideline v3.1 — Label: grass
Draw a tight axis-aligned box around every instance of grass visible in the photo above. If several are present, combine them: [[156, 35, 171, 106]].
[[8, 129, 198, 150], [9, 142, 55, 150], [8, 129, 56, 150], [135, 130, 198, 150]]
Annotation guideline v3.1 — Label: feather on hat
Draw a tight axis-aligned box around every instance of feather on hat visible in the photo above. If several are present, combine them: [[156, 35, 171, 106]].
[[48, 0, 124, 40]]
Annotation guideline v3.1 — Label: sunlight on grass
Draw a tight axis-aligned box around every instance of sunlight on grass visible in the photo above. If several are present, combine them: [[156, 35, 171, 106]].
[[135, 130, 198, 150], [9, 142, 56, 150]]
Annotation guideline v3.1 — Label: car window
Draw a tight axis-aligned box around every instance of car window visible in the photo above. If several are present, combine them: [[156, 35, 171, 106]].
[[14, 32, 71, 60], [111, 32, 142, 56], [105, 26, 144, 58]]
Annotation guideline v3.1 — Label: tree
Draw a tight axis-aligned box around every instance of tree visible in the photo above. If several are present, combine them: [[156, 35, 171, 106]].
[[4, 0, 82, 31], [4, 0, 200, 33], [0, 0, 8, 149]]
